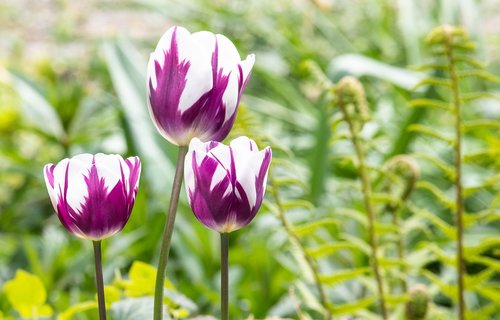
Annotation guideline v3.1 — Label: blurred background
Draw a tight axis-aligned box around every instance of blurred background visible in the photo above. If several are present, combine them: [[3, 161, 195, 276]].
[[0, 0, 499, 319]]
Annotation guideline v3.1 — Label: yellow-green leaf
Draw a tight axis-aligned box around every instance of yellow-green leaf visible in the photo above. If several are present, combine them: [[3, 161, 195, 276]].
[[319, 267, 370, 285], [4, 270, 53, 318], [57, 301, 97, 320], [330, 296, 375, 316], [104, 285, 121, 307], [116, 261, 174, 297]]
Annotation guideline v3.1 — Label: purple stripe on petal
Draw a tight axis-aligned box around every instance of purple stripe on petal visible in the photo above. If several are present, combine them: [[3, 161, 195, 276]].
[[43, 154, 141, 241], [147, 27, 254, 145], [184, 137, 272, 233], [148, 27, 191, 142], [44, 164, 55, 188]]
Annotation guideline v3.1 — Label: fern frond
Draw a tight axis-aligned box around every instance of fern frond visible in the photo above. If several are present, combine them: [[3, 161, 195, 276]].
[[461, 92, 500, 102], [339, 233, 371, 255], [463, 120, 500, 132], [412, 153, 455, 180], [422, 270, 457, 302], [293, 218, 338, 237], [306, 242, 360, 258], [408, 124, 454, 145], [413, 77, 452, 90], [409, 63, 448, 71], [457, 70, 500, 82], [318, 267, 370, 285], [408, 99, 451, 111], [282, 200, 316, 211], [416, 181, 456, 210], [453, 55, 485, 69], [409, 206, 456, 239], [425, 243, 455, 266], [329, 297, 376, 316]]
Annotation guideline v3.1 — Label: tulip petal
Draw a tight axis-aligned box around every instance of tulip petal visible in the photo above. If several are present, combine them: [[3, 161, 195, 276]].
[[43, 153, 141, 241], [147, 26, 254, 145], [185, 136, 271, 233]]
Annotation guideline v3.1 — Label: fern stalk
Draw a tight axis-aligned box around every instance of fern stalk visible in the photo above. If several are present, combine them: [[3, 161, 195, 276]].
[[444, 27, 466, 320], [269, 174, 332, 320], [336, 78, 388, 319], [383, 156, 419, 294]]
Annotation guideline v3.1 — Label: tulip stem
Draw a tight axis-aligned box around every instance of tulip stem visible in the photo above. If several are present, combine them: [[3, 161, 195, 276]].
[[93, 241, 106, 320], [220, 233, 229, 320], [154, 146, 188, 320]]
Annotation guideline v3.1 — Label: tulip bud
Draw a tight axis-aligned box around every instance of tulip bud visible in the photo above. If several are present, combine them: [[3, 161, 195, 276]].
[[184, 137, 272, 233], [44, 154, 141, 240], [405, 284, 429, 320], [147, 26, 255, 146]]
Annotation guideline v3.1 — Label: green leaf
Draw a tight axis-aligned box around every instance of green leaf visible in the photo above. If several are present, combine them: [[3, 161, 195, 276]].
[[422, 270, 457, 302], [340, 234, 371, 255], [458, 70, 500, 82], [4, 270, 53, 318], [306, 242, 359, 258], [328, 54, 426, 91], [463, 120, 500, 132], [319, 267, 370, 285], [413, 77, 452, 90], [416, 181, 456, 210], [103, 38, 175, 194], [412, 152, 455, 180], [8, 72, 65, 139], [461, 92, 500, 102], [115, 261, 173, 297], [293, 218, 338, 237], [408, 99, 451, 111], [330, 296, 375, 316], [409, 206, 456, 239], [408, 124, 454, 145], [57, 301, 97, 320]]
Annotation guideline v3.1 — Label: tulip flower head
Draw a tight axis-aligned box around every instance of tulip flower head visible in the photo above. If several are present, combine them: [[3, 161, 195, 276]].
[[184, 137, 272, 233], [44, 154, 141, 241], [147, 26, 255, 146]]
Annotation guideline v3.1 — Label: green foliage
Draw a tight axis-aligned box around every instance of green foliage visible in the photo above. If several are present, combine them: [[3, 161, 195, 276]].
[[3, 270, 53, 319], [1, 0, 499, 319]]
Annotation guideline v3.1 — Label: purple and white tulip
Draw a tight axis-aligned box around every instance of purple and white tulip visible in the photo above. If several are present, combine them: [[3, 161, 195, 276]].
[[184, 137, 272, 233], [147, 26, 255, 146], [43, 154, 141, 241]]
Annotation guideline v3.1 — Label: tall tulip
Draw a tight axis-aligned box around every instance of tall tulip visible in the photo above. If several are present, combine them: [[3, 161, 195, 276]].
[[147, 25, 255, 320], [44, 153, 141, 320], [184, 136, 271, 319]]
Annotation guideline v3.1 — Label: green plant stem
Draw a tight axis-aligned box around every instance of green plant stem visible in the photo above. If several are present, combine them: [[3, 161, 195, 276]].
[[269, 175, 332, 320], [390, 206, 407, 293], [153, 146, 188, 320], [93, 241, 106, 320], [338, 98, 388, 319], [220, 233, 229, 320], [445, 32, 466, 320]]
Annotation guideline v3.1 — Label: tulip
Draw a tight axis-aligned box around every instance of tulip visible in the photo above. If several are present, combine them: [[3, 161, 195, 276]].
[[148, 26, 255, 320], [44, 153, 141, 240], [43, 153, 141, 320], [147, 26, 255, 146], [184, 136, 271, 319], [184, 136, 272, 233]]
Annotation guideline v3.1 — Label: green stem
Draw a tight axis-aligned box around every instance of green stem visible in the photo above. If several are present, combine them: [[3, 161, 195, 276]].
[[391, 206, 408, 293], [93, 241, 106, 320], [338, 94, 388, 319], [445, 31, 466, 320], [153, 146, 188, 320], [220, 233, 229, 320], [269, 175, 332, 319]]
